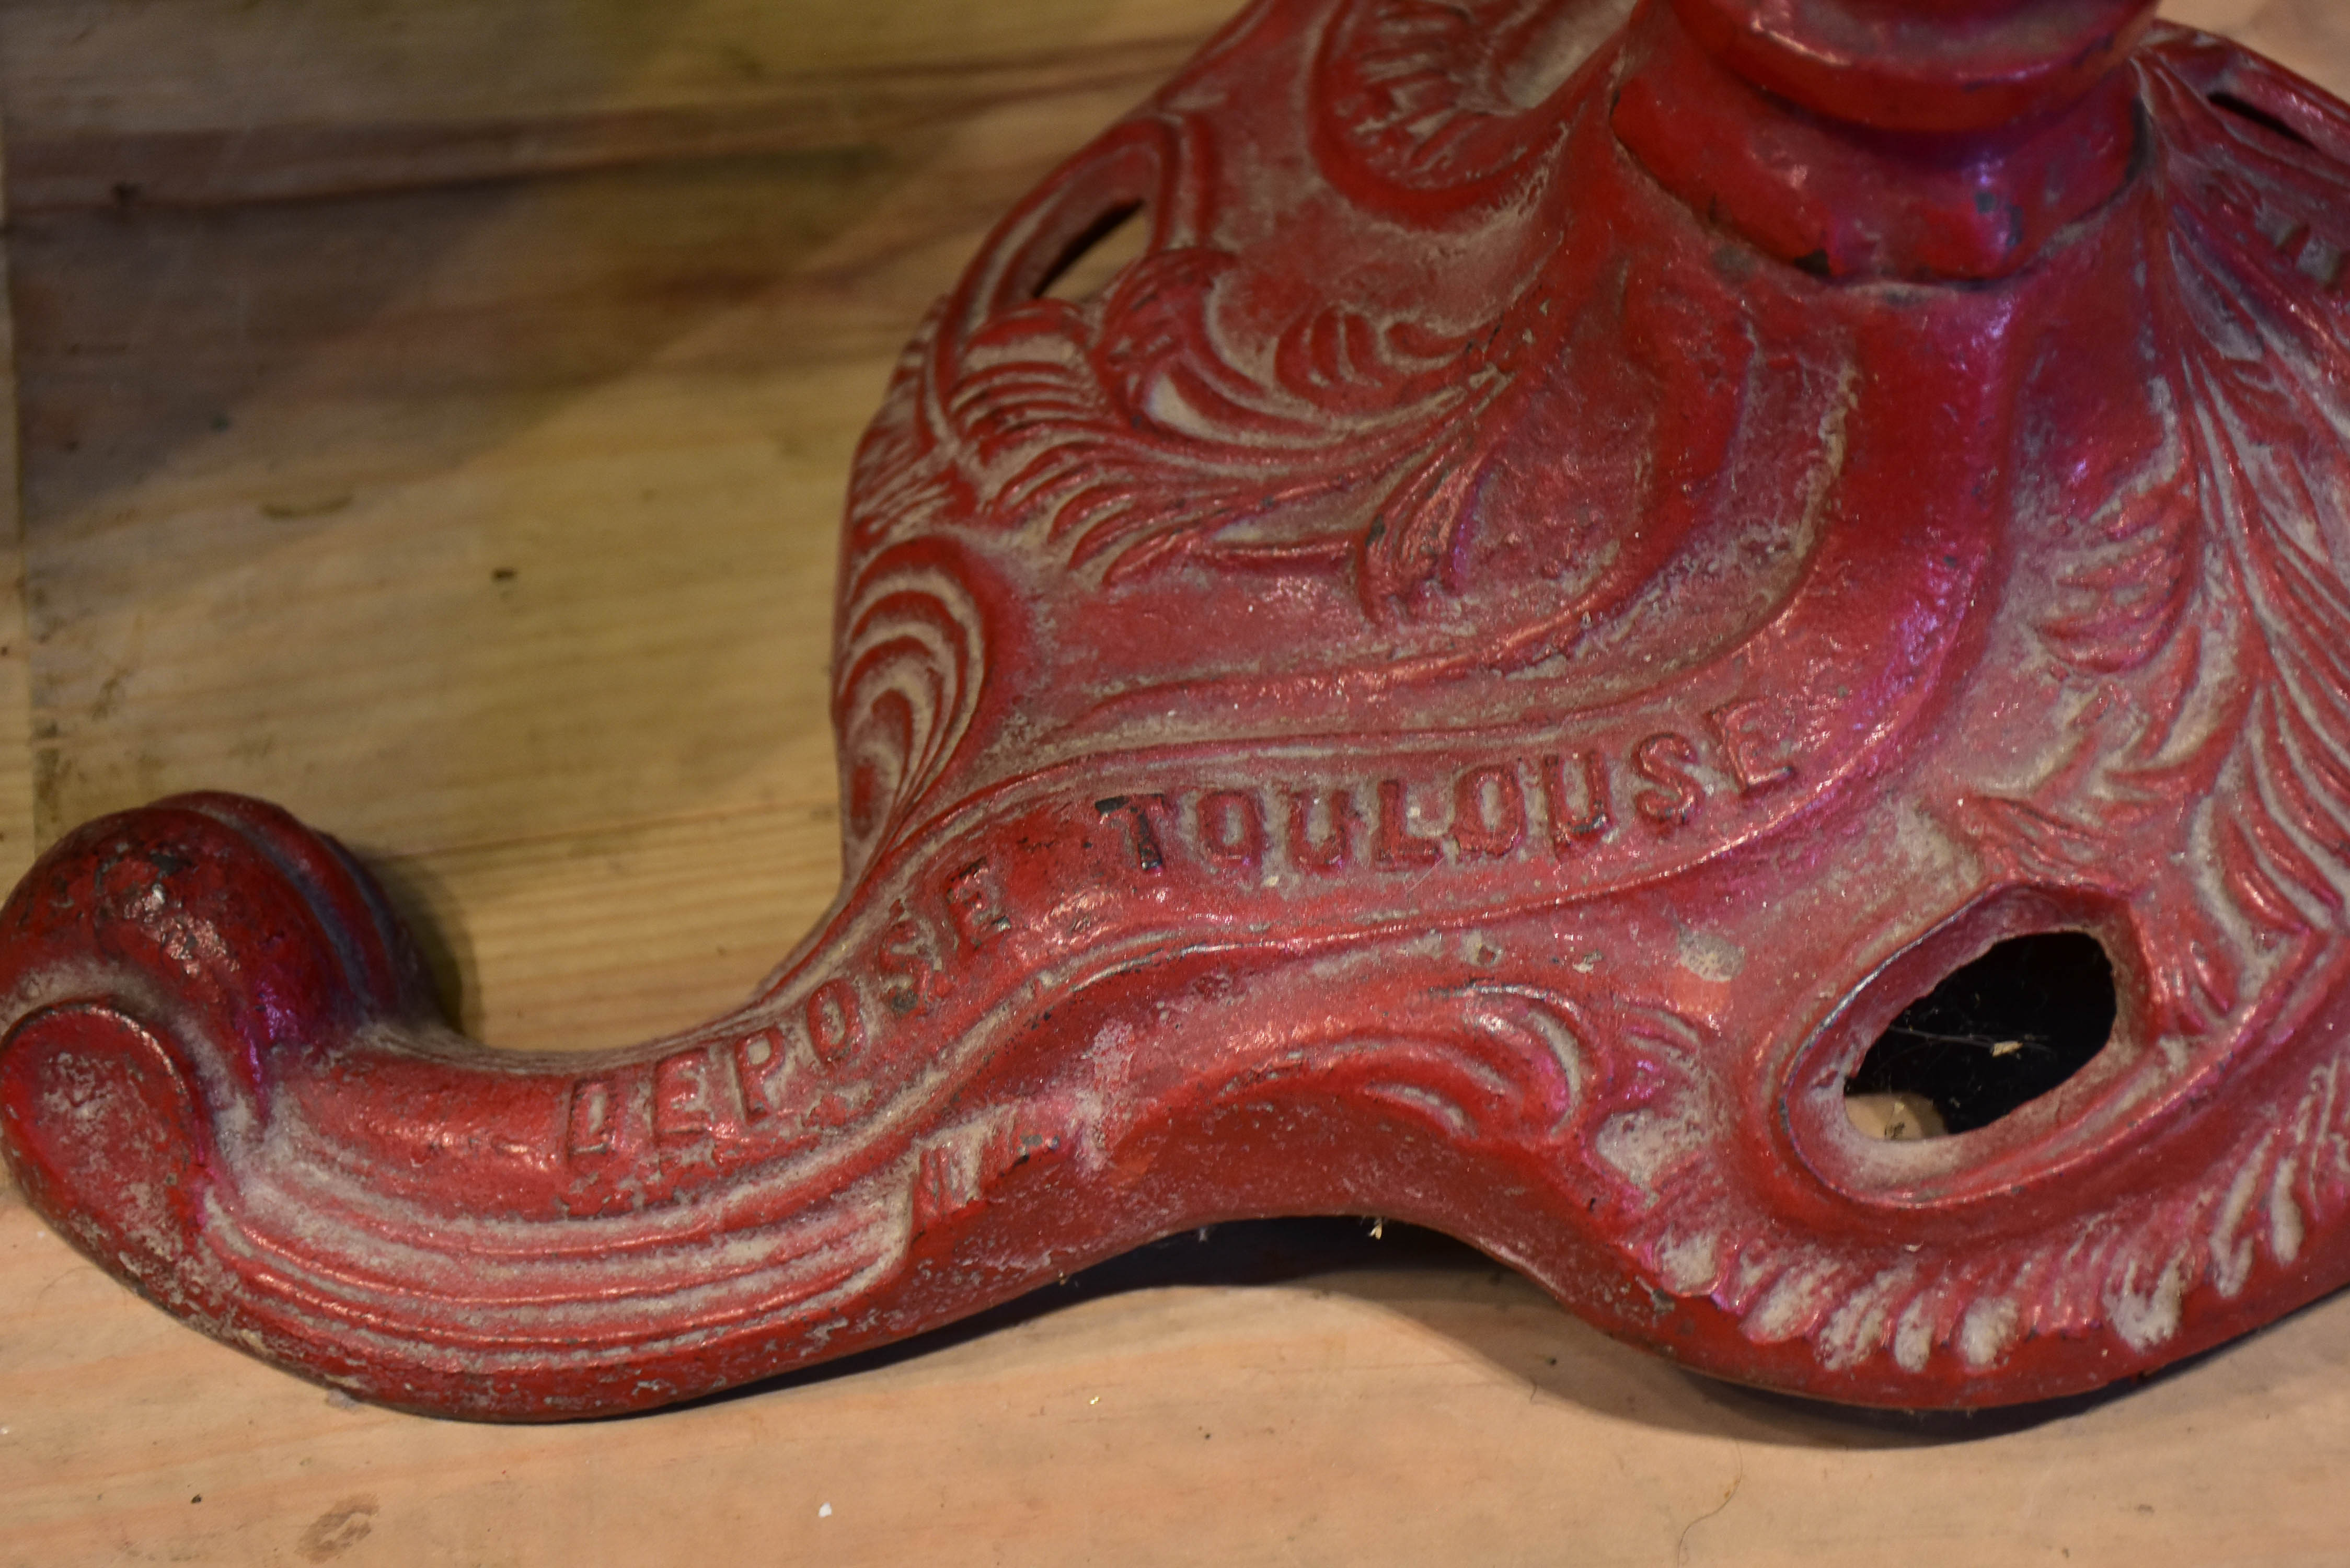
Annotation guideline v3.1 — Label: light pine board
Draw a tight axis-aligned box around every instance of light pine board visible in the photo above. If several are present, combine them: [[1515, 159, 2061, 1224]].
[[0, 2, 2345, 1563], [0, 0, 1235, 208]]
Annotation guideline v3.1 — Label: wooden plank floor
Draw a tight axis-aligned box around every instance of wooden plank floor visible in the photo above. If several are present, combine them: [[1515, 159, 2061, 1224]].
[[1, 1, 2346, 1562]]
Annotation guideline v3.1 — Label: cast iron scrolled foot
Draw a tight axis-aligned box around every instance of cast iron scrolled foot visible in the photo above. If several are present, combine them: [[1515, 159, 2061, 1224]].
[[10, 0, 2350, 1417]]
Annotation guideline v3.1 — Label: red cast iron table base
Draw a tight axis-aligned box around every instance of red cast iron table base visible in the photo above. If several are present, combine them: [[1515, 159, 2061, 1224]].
[[6, 0, 2350, 1419]]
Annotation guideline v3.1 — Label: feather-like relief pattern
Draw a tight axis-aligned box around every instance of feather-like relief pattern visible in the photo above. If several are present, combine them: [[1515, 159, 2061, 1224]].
[[2011, 47, 2350, 985], [2145, 51, 2350, 960], [1635, 43, 2350, 1379], [937, 240, 1512, 603], [852, 4, 1640, 609], [844, 306, 973, 563], [1311, 0, 1631, 210], [2040, 477, 2203, 676]]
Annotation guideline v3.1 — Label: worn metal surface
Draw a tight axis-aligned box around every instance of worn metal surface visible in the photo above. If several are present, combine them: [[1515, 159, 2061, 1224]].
[[6, 0, 2350, 1418]]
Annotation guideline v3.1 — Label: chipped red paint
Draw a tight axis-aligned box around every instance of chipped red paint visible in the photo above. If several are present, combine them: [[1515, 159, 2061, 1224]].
[[8, 0, 2350, 1419]]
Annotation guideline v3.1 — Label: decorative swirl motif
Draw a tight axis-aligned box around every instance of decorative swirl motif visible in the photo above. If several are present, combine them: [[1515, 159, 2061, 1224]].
[[1311, 0, 1632, 211], [833, 549, 987, 859], [837, 1, 1684, 630], [1238, 982, 1589, 1143], [2003, 38, 2350, 1036], [934, 229, 1506, 599], [1585, 972, 2350, 1378], [2155, 64, 2350, 964], [843, 307, 972, 566]]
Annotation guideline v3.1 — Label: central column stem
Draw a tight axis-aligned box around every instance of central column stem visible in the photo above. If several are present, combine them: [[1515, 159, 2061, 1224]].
[[1611, 0, 2159, 280]]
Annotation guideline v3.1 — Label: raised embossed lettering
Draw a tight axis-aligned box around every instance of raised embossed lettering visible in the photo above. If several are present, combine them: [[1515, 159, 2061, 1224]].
[[807, 978, 867, 1066], [1288, 788, 1357, 872], [567, 1078, 616, 1157], [1709, 700, 1796, 794], [1539, 751, 1611, 849], [1141, 729, 1791, 882], [1096, 793, 1172, 872], [1450, 764, 1525, 858], [1632, 732, 1704, 826], [653, 1051, 714, 1143], [1197, 789, 1269, 868], [731, 1027, 788, 1121], [943, 859, 1011, 949], [1374, 778, 1445, 867], [877, 912, 947, 1013]]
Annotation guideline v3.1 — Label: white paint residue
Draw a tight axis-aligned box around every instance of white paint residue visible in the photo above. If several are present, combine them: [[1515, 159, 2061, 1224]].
[[2270, 1180, 2306, 1266], [1745, 1261, 1840, 1344], [1144, 376, 1218, 440], [1675, 927, 1744, 984], [1958, 1296, 2020, 1369], [1479, 996, 1585, 1103], [2106, 1255, 2191, 1352], [1656, 1232, 1719, 1294], [1593, 1108, 1705, 1196], [1731, 1249, 1777, 1301], [1082, 1021, 1139, 1093], [1816, 1273, 1908, 1370], [1894, 1297, 1938, 1374], [2210, 1143, 2270, 1298], [2159, 1032, 2193, 1074]]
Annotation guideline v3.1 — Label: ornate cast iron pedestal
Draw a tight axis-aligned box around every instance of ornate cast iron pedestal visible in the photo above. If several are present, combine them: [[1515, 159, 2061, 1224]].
[[6, 0, 2350, 1420]]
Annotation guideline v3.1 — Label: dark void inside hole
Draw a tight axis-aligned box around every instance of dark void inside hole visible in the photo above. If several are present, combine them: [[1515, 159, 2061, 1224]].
[[1844, 931, 2117, 1138], [1034, 201, 1148, 302], [2207, 90, 2316, 149]]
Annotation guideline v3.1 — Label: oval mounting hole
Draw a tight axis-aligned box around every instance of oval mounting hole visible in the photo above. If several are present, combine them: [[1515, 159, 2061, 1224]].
[[1034, 201, 1149, 303], [1842, 931, 2116, 1142]]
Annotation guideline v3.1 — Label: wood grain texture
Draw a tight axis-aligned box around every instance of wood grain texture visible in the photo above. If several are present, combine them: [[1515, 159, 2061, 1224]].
[[10, 1204, 2350, 1567], [1, 2, 2348, 1563], [0, 125, 32, 894], [8, 81, 1141, 1047], [0, 0, 1234, 208]]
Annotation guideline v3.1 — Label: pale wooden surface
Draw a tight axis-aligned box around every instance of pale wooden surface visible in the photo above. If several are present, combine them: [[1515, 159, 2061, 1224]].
[[1, 2, 2347, 1563]]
